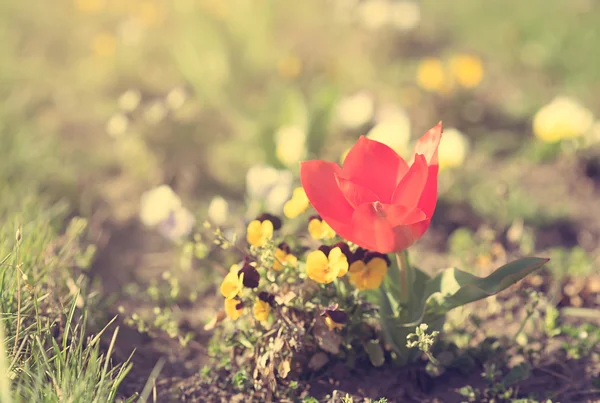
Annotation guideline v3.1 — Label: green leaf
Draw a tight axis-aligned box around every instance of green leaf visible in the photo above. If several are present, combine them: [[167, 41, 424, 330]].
[[423, 257, 549, 321], [502, 362, 531, 387]]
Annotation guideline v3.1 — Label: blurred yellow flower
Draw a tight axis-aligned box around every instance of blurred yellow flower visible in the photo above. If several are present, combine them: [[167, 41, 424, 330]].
[[273, 244, 298, 271], [91, 32, 117, 58], [437, 128, 470, 171], [278, 54, 302, 79], [253, 298, 271, 322], [308, 217, 336, 240], [349, 257, 388, 290], [220, 270, 244, 300], [283, 187, 309, 219], [306, 247, 348, 284], [416, 57, 447, 93], [224, 298, 243, 320], [275, 125, 307, 167], [202, 0, 229, 20], [246, 219, 274, 247], [449, 54, 484, 89], [75, 0, 105, 13], [136, 2, 166, 27], [533, 96, 594, 143]]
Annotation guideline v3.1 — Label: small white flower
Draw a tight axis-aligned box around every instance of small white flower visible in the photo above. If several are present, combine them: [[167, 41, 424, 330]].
[[156, 207, 195, 241], [165, 87, 187, 110], [266, 171, 294, 213], [275, 125, 307, 167], [336, 91, 375, 129], [140, 185, 182, 227], [207, 196, 229, 226], [389, 1, 421, 31], [367, 105, 411, 155], [118, 89, 141, 112], [246, 164, 281, 200], [356, 0, 391, 31], [106, 113, 129, 138]]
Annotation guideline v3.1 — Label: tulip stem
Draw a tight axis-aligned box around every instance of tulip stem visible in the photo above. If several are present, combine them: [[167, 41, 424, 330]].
[[395, 250, 414, 306]]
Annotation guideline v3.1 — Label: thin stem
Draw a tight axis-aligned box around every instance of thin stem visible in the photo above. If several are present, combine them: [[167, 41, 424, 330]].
[[395, 250, 414, 306]]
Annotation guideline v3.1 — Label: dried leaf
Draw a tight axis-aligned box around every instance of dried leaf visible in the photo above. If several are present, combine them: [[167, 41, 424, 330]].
[[275, 291, 297, 305], [203, 311, 226, 331], [277, 359, 291, 379]]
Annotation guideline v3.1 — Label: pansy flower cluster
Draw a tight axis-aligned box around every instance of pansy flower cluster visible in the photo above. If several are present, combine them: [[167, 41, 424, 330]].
[[217, 191, 393, 333]]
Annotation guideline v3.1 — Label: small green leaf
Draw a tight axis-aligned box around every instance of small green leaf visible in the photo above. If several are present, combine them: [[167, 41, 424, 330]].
[[502, 362, 531, 386]]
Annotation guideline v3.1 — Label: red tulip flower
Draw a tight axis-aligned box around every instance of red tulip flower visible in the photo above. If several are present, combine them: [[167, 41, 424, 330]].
[[300, 122, 443, 253]]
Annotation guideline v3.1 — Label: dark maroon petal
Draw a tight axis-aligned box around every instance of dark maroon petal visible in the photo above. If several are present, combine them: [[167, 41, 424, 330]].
[[327, 310, 348, 324], [318, 245, 332, 256], [364, 251, 391, 267], [235, 301, 245, 310], [239, 263, 260, 288], [257, 213, 282, 230], [348, 247, 368, 265], [258, 291, 275, 306], [308, 215, 322, 223], [277, 242, 292, 254]]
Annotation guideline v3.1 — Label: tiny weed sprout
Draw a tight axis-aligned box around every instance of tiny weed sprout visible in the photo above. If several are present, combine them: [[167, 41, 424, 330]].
[[193, 122, 549, 395]]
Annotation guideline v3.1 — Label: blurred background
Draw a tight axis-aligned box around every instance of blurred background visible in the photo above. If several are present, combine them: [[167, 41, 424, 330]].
[[2, 0, 600, 298], [2, 0, 600, 397]]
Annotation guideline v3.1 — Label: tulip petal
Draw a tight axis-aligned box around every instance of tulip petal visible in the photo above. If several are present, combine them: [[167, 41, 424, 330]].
[[413, 122, 443, 165], [300, 160, 354, 237], [418, 165, 439, 217], [336, 176, 379, 208], [390, 154, 428, 208], [342, 136, 408, 202], [352, 203, 427, 252]]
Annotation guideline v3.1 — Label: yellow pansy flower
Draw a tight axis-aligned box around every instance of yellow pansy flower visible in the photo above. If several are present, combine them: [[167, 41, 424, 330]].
[[449, 54, 484, 89], [224, 298, 243, 320], [533, 96, 594, 143], [416, 57, 448, 93], [278, 54, 302, 79], [308, 217, 336, 240], [283, 187, 310, 219], [91, 32, 117, 58], [272, 243, 298, 271], [220, 269, 244, 300], [253, 298, 271, 323], [306, 247, 348, 284], [349, 257, 389, 291], [246, 219, 274, 247]]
